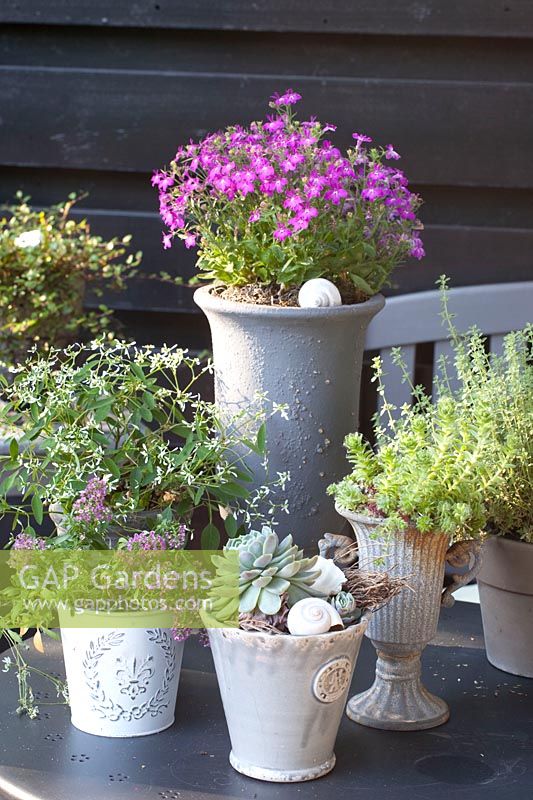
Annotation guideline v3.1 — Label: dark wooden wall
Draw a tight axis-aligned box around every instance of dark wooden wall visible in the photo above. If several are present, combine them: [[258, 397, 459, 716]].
[[1, 2, 532, 349]]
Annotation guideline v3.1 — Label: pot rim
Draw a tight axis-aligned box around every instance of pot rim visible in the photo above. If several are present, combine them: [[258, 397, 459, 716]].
[[58, 606, 176, 627], [335, 503, 385, 527], [483, 533, 532, 551], [210, 609, 371, 645], [194, 284, 385, 319]]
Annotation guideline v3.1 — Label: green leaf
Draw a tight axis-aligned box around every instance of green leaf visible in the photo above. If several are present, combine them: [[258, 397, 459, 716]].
[[224, 514, 238, 538], [31, 493, 44, 526], [201, 523, 220, 550], [103, 458, 121, 481], [256, 422, 266, 453], [9, 438, 19, 460], [94, 402, 113, 423]]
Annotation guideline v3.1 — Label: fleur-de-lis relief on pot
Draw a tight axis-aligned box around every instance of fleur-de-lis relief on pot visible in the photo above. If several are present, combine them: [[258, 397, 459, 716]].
[[115, 655, 154, 700]]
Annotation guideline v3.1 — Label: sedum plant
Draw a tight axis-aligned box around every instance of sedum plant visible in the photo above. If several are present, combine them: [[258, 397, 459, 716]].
[[154, 89, 424, 299], [0, 193, 141, 369], [212, 526, 321, 616], [0, 341, 272, 549]]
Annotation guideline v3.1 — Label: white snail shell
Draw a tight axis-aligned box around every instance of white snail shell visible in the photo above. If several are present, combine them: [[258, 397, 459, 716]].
[[298, 279, 342, 308], [287, 597, 344, 636]]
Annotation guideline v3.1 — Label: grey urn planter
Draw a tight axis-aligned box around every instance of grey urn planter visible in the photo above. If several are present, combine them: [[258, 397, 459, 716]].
[[337, 507, 483, 730], [209, 616, 369, 783], [478, 535, 533, 678], [194, 287, 384, 549]]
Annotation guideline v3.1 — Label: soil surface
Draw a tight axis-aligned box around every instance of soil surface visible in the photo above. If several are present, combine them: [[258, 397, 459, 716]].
[[214, 279, 369, 307]]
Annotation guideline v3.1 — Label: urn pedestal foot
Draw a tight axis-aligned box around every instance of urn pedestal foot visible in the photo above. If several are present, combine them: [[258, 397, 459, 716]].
[[346, 649, 449, 731]]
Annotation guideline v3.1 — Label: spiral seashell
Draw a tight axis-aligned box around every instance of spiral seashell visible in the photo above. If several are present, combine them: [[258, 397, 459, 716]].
[[298, 278, 342, 308], [287, 597, 344, 636]]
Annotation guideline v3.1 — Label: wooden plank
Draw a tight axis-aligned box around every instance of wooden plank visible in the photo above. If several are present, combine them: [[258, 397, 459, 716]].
[[1, 68, 533, 187], [2, 0, 533, 38], [3, 26, 533, 85]]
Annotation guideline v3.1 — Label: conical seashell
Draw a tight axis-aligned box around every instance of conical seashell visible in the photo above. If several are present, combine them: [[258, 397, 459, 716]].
[[287, 597, 344, 636], [298, 278, 342, 308]]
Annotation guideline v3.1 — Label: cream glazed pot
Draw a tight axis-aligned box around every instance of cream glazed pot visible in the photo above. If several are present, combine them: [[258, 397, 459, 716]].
[[337, 507, 482, 731], [209, 614, 370, 783], [59, 609, 184, 737]]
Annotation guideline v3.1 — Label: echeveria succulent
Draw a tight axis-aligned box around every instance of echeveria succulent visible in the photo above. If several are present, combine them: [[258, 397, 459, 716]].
[[212, 525, 321, 616], [330, 591, 361, 624]]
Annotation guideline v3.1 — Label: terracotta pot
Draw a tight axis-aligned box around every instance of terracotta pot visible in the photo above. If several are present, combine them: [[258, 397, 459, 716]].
[[194, 286, 384, 550], [478, 535, 533, 678], [337, 507, 482, 730], [209, 615, 369, 783]]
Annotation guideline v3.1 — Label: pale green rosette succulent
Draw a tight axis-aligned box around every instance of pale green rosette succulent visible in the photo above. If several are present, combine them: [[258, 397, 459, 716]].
[[211, 525, 321, 617], [330, 590, 361, 624]]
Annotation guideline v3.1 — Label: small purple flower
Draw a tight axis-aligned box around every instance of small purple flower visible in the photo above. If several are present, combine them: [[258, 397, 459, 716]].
[[324, 187, 348, 205], [385, 144, 401, 161], [271, 89, 302, 107], [73, 478, 112, 524], [184, 233, 197, 249], [352, 132, 372, 145], [162, 233, 173, 250], [409, 237, 425, 259], [273, 225, 292, 242], [173, 627, 192, 643], [125, 525, 187, 551], [283, 191, 304, 212], [12, 533, 47, 551], [248, 209, 261, 223]]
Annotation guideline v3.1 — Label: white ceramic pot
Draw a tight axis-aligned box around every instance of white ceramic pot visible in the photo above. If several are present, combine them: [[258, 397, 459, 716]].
[[209, 615, 369, 783], [60, 609, 183, 737]]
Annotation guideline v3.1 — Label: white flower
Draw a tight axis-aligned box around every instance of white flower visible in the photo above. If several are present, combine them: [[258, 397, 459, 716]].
[[310, 556, 346, 596], [14, 229, 42, 248]]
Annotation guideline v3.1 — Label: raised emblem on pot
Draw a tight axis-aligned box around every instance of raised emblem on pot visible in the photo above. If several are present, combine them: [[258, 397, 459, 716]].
[[312, 656, 352, 703]]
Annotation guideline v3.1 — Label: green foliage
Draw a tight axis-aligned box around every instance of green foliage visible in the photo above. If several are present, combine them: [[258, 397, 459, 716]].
[[437, 278, 533, 542], [211, 525, 320, 617], [0, 341, 268, 547], [0, 193, 141, 368], [329, 363, 505, 541], [330, 277, 533, 543]]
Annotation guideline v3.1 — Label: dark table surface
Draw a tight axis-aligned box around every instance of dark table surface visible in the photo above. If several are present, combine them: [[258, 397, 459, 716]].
[[0, 602, 531, 800]]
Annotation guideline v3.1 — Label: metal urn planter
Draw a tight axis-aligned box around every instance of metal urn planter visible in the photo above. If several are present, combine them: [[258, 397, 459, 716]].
[[209, 616, 369, 783], [337, 507, 482, 730], [60, 609, 183, 738], [194, 287, 384, 550], [478, 536, 533, 678]]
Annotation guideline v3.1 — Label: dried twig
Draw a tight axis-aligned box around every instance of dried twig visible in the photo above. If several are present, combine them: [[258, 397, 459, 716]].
[[343, 567, 409, 610]]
